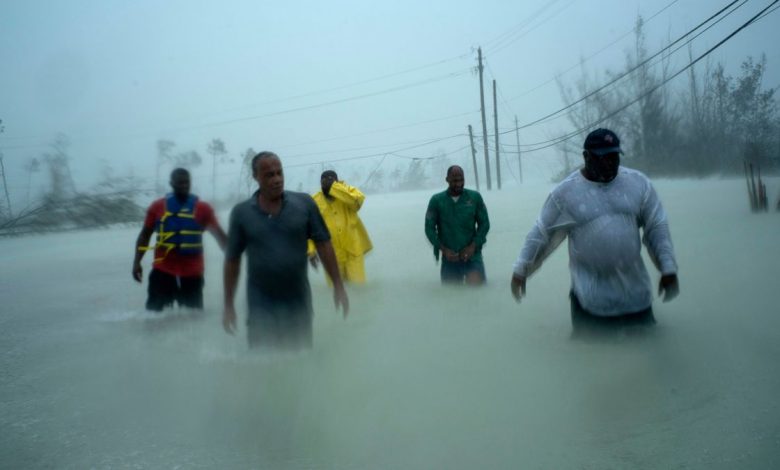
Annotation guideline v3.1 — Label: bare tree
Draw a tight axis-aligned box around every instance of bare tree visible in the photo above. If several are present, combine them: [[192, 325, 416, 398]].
[[398, 159, 427, 190], [558, 16, 680, 175], [364, 167, 385, 193], [23, 157, 41, 208], [42, 133, 77, 199], [239, 147, 257, 197], [731, 55, 777, 170], [430, 148, 451, 179], [684, 55, 778, 174], [207, 138, 228, 202]]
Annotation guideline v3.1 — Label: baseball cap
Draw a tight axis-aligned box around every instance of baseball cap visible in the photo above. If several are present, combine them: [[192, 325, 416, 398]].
[[584, 128, 623, 156]]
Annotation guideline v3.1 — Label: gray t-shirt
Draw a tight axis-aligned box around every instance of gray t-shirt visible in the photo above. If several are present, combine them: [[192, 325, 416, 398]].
[[226, 190, 330, 305], [513, 167, 677, 316]]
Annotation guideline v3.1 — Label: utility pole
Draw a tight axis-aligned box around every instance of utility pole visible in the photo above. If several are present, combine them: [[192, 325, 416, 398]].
[[0, 119, 10, 218], [468, 125, 480, 191], [493, 79, 501, 190], [0, 153, 11, 218], [514, 115, 523, 183], [477, 48, 491, 190]]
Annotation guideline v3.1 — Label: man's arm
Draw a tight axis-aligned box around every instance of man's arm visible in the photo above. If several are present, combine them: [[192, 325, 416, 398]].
[[328, 181, 365, 211], [207, 224, 228, 251], [424, 197, 440, 247], [222, 257, 241, 334], [461, 194, 491, 260], [314, 240, 349, 317], [132, 226, 154, 282], [474, 194, 490, 248], [201, 204, 228, 251], [222, 207, 246, 334], [510, 274, 526, 302], [306, 239, 319, 269], [510, 194, 567, 301], [424, 196, 457, 260], [639, 181, 679, 302]]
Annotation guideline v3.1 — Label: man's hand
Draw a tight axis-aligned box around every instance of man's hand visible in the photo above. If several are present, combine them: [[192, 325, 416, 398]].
[[441, 246, 460, 263], [334, 284, 349, 318], [510, 274, 526, 302], [658, 274, 679, 302], [309, 255, 320, 270], [132, 262, 143, 283], [459, 242, 476, 262], [223, 305, 237, 335]]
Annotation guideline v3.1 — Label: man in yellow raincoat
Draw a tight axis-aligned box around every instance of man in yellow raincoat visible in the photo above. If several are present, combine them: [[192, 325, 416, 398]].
[[308, 170, 372, 283]]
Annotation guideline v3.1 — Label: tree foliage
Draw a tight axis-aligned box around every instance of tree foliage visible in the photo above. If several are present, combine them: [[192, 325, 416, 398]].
[[558, 16, 779, 177]]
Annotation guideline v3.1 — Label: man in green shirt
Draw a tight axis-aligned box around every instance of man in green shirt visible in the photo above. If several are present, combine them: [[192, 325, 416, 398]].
[[425, 165, 490, 285]]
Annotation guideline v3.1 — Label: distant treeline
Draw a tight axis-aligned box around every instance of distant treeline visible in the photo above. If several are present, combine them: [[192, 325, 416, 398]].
[[4, 18, 778, 233]]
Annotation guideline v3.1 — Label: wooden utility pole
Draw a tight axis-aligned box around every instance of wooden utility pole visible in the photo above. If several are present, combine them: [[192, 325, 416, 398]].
[[515, 115, 523, 183], [493, 79, 501, 190], [0, 153, 11, 218], [468, 125, 480, 191], [0, 119, 10, 218], [477, 48, 491, 190]]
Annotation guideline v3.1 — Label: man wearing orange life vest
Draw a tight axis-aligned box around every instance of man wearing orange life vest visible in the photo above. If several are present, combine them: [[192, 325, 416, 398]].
[[308, 170, 372, 284], [133, 168, 227, 311]]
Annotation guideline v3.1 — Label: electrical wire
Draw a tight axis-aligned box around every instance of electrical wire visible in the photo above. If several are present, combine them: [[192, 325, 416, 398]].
[[507, 0, 680, 102], [518, 0, 779, 154], [513, 0, 744, 131]]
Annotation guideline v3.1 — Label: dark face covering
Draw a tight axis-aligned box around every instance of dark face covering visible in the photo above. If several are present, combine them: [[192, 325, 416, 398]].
[[170, 174, 191, 200], [321, 175, 336, 196], [583, 151, 620, 183], [446, 168, 465, 196]]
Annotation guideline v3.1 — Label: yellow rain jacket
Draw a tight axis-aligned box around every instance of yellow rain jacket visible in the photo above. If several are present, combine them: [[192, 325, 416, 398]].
[[307, 181, 372, 258]]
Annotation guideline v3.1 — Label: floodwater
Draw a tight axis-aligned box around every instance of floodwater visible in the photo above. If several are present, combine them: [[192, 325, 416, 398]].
[[1, 177, 779, 469]]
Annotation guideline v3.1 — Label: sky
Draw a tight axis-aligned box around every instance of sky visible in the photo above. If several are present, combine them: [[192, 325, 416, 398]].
[[1, 0, 779, 203]]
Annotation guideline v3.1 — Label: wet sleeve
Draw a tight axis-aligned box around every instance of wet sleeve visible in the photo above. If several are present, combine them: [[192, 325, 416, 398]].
[[143, 200, 161, 229], [307, 197, 331, 243], [197, 202, 219, 229], [328, 181, 365, 211], [639, 181, 678, 275], [474, 194, 490, 249], [225, 206, 247, 260], [424, 196, 440, 248], [512, 193, 568, 278]]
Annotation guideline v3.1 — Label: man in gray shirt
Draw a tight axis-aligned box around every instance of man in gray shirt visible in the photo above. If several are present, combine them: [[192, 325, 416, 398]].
[[510, 129, 679, 335], [223, 151, 348, 350]]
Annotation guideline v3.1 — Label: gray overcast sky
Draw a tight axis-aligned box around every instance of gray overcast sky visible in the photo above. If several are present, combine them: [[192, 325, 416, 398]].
[[1, 0, 778, 198]]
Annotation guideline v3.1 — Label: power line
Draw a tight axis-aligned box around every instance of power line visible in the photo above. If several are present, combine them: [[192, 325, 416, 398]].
[[485, 0, 578, 55], [508, 0, 750, 134], [282, 133, 467, 160], [389, 145, 471, 160], [483, 59, 517, 122], [0, 68, 473, 151], [274, 109, 480, 151], [513, 0, 745, 132], [154, 69, 474, 134], [506, 0, 681, 102], [482, 0, 565, 50], [186, 53, 473, 120], [284, 134, 467, 168], [517, 0, 779, 154]]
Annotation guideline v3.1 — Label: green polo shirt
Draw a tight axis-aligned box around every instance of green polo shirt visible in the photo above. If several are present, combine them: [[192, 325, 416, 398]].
[[424, 188, 490, 261]]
